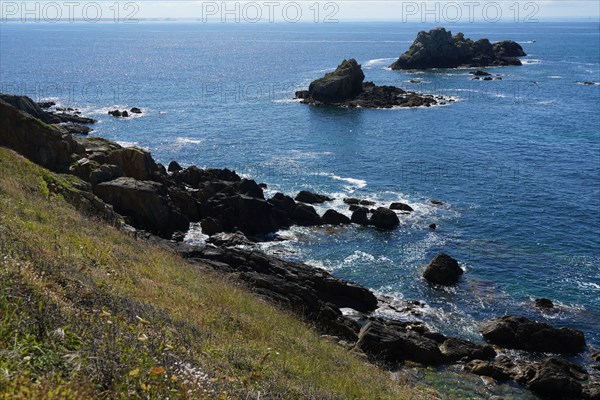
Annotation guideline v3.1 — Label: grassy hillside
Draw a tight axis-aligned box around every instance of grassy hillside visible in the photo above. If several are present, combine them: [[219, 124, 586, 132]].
[[0, 147, 434, 399]]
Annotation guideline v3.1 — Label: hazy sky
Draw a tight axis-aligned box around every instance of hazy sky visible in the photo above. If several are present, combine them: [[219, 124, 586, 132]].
[[133, 1, 600, 22], [2, 1, 599, 23]]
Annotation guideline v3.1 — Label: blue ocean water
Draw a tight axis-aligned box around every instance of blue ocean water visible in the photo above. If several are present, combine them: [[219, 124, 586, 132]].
[[1, 20, 599, 367]]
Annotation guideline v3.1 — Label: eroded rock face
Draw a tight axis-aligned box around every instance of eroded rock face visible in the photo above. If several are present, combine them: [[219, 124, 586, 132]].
[[423, 253, 463, 285], [94, 177, 189, 236], [0, 98, 83, 172], [307, 59, 365, 103], [480, 315, 586, 354], [389, 28, 526, 70]]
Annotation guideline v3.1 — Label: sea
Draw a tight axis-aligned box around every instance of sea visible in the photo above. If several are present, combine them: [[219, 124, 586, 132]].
[[1, 20, 599, 399]]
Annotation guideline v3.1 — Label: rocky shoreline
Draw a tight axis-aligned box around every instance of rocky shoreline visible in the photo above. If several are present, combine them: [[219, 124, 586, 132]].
[[1, 94, 598, 399], [295, 59, 450, 108]]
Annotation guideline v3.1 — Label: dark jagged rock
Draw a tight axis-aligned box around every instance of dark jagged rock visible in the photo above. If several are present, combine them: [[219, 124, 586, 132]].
[[239, 179, 265, 199], [37, 101, 56, 109], [423, 253, 463, 285], [206, 231, 253, 247], [480, 315, 586, 354], [295, 190, 333, 204], [471, 70, 492, 76], [305, 58, 365, 103], [168, 160, 182, 172], [0, 98, 83, 172], [389, 202, 413, 212], [130, 107, 142, 114], [201, 194, 278, 236], [468, 356, 521, 381], [322, 209, 351, 225], [94, 177, 189, 237], [201, 217, 223, 236], [295, 59, 441, 108], [108, 109, 124, 117], [527, 357, 587, 398], [439, 337, 496, 362], [60, 122, 93, 135], [351, 207, 370, 225], [291, 203, 322, 226], [0, 94, 55, 123], [429, 223, 437, 230], [357, 318, 446, 365], [369, 207, 400, 229], [389, 28, 526, 70]]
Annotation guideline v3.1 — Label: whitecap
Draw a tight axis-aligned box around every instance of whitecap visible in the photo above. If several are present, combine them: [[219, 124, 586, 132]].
[[115, 140, 140, 148], [363, 57, 397, 68], [176, 137, 204, 145], [316, 172, 367, 189], [522, 59, 542, 65]]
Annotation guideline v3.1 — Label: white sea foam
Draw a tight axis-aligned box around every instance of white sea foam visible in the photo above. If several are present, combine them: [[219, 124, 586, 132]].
[[183, 222, 208, 246], [363, 57, 397, 68], [176, 137, 204, 145], [546, 76, 563, 79], [115, 140, 140, 148], [522, 59, 542, 65], [316, 172, 367, 189]]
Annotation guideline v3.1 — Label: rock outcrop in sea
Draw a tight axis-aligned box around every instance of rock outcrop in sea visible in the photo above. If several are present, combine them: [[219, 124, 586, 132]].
[[389, 28, 527, 70], [295, 59, 444, 108]]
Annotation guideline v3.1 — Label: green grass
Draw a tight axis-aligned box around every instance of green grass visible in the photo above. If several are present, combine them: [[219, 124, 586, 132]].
[[0, 147, 436, 399]]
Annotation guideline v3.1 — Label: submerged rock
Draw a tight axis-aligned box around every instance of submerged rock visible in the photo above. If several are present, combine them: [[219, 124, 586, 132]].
[[389, 28, 526, 70]]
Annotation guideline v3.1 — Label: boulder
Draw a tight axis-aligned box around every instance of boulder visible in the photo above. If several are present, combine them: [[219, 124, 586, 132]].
[[290, 204, 322, 226], [89, 164, 124, 186], [238, 179, 264, 199], [105, 147, 158, 181], [423, 253, 463, 285], [357, 319, 446, 365], [351, 207, 370, 225], [321, 209, 351, 225], [369, 207, 400, 229], [389, 202, 413, 212], [201, 217, 223, 236], [108, 109, 122, 117], [168, 160, 182, 172], [130, 107, 142, 114], [439, 337, 496, 362], [93, 177, 189, 237], [207, 231, 253, 247], [527, 357, 587, 398], [295, 190, 333, 204], [389, 28, 526, 70], [480, 315, 586, 354], [201, 194, 278, 235]]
